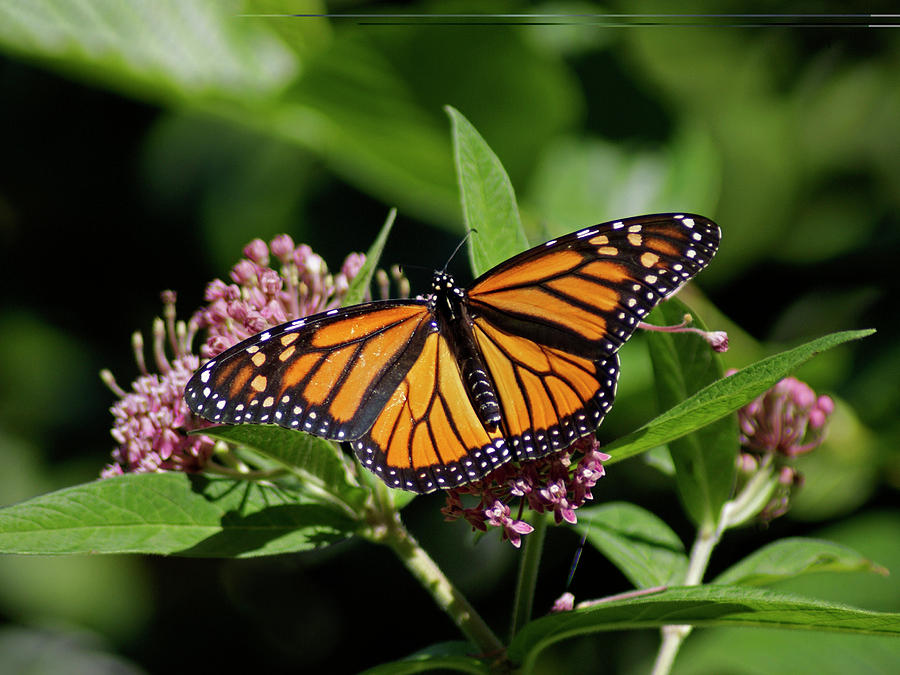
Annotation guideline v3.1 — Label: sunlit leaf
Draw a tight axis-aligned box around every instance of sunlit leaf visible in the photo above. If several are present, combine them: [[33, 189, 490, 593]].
[[343, 208, 398, 307], [446, 105, 529, 276], [575, 503, 688, 588], [508, 585, 900, 671], [204, 425, 368, 511], [362, 641, 488, 674], [0, 472, 357, 557], [714, 538, 887, 587]]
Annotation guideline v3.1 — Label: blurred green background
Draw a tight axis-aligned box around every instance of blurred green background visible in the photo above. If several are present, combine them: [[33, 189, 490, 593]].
[[0, 2, 898, 673]]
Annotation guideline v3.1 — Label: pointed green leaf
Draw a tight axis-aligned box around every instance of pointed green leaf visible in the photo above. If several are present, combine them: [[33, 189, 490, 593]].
[[203, 425, 368, 511], [445, 106, 529, 276], [714, 538, 888, 587], [646, 298, 738, 529], [343, 208, 397, 307], [0, 473, 357, 557], [507, 585, 900, 671], [575, 503, 688, 588], [602, 329, 875, 465]]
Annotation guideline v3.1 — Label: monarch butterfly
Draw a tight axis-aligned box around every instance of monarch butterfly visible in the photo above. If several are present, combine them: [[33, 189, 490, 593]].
[[185, 213, 720, 493]]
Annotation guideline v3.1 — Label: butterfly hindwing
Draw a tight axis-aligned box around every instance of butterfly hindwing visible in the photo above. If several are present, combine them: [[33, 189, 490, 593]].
[[352, 331, 508, 493], [185, 301, 432, 442], [473, 318, 620, 461]]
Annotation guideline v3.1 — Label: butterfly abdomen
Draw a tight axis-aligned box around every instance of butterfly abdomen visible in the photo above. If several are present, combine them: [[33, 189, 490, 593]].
[[459, 353, 502, 428]]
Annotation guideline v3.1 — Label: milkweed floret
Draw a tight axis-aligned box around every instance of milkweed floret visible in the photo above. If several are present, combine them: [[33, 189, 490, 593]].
[[550, 592, 576, 613], [483, 500, 535, 549]]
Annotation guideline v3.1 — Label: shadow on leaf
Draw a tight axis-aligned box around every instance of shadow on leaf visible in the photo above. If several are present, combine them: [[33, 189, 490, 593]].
[[174, 475, 358, 557]]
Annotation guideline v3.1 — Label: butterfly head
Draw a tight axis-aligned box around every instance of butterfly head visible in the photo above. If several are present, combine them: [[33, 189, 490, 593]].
[[429, 270, 465, 308]]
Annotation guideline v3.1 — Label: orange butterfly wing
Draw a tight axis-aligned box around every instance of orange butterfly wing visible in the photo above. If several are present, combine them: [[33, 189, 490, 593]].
[[352, 331, 507, 492], [471, 319, 620, 461], [186, 302, 434, 441], [465, 213, 720, 460]]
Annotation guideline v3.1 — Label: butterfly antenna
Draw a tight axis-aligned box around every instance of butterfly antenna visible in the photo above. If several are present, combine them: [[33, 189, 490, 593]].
[[442, 229, 477, 272]]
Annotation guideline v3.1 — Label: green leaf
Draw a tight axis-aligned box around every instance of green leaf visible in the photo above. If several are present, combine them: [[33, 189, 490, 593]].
[[669, 627, 899, 675], [203, 425, 368, 512], [575, 503, 688, 588], [646, 298, 738, 529], [507, 585, 900, 671], [0, 3, 460, 228], [445, 105, 529, 276], [243, 0, 332, 60], [0, 0, 296, 104], [602, 329, 875, 465], [0, 473, 358, 557], [343, 207, 398, 307], [362, 641, 489, 675], [714, 538, 888, 587], [644, 445, 676, 475]]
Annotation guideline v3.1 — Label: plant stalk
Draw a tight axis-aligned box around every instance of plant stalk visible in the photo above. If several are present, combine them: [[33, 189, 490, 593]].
[[510, 514, 547, 640], [651, 523, 720, 675], [380, 510, 504, 656]]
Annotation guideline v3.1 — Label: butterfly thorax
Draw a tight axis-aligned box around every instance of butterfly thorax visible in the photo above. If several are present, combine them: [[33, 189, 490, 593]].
[[429, 271, 502, 429]]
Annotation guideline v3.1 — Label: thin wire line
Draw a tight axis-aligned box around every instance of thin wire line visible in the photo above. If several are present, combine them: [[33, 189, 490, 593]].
[[237, 13, 899, 28]]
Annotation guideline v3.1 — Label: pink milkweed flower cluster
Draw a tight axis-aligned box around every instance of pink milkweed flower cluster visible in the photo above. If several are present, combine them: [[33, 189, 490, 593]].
[[100, 292, 214, 477], [442, 436, 610, 548], [196, 235, 374, 359], [735, 374, 834, 458], [731, 371, 835, 521], [101, 236, 384, 477]]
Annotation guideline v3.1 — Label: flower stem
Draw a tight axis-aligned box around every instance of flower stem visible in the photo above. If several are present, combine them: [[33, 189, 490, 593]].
[[510, 514, 547, 641], [651, 523, 719, 675], [379, 512, 503, 656]]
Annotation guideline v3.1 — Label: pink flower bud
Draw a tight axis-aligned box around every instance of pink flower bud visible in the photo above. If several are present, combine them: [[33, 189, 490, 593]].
[[706, 330, 729, 352], [243, 238, 270, 265], [230, 260, 258, 285], [270, 234, 295, 263], [551, 592, 575, 613]]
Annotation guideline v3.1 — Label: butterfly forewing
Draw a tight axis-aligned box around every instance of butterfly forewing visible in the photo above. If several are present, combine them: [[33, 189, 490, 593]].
[[185, 301, 433, 441], [467, 213, 720, 361]]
